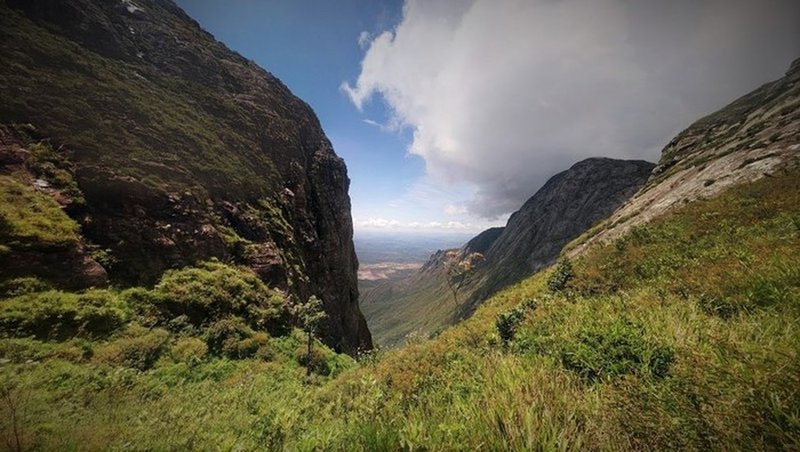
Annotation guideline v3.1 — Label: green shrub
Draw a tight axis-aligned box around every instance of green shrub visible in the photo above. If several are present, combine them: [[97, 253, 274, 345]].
[[496, 308, 525, 345], [559, 319, 674, 382], [228, 332, 274, 360], [0, 277, 51, 298], [149, 261, 291, 335], [295, 345, 332, 376], [547, 258, 574, 292], [170, 337, 208, 365], [0, 289, 127, 339], [94, 325, 169, 370], [205, 317, 252, 357]]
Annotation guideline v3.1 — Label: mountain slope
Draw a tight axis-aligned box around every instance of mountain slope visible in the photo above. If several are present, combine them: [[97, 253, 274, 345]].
[[568, 57, 800, 256], [362, 158, 654, 346], [0, 0, 371, 352]]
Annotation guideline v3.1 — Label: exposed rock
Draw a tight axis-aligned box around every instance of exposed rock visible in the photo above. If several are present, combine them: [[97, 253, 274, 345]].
[[0, 1, 371, 353], [568, 57, 800, 256]]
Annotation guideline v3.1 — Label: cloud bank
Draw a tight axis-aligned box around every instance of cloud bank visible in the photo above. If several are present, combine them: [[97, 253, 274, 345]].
[[355, 217, 476, 232], [343, 0, 800, 218]]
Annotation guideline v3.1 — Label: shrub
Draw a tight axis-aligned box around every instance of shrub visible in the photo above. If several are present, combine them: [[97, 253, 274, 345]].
[[228, 332, 274, 360], [496, 308, 525, 345], [547, 258, 574, 292], [94, 325, 169, 370], [295, 345, 331, 376], [0, 290, 127, 339], [148, 261, 291, 335], [0, 277, 51, 298], [170, 337, 208, 365], [205, 317, 252, 357], [559, 319, 674, 382]]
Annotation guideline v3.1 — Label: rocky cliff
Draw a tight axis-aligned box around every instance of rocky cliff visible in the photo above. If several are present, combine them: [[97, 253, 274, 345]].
[[362, 158, 653, 346], [567, 57, 800, 256], [0, 0, 371, 353]]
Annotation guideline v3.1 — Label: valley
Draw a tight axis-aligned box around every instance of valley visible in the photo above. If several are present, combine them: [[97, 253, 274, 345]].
[[0, 0, 798, 450]]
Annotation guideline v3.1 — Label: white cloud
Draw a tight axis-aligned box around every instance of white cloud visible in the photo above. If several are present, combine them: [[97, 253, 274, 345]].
[[444, 204, 467, 215], [357, 31, 372, 49], [344, 0, 800, 218], [355, 217, 402, 229], [354, 218, 482, 232]]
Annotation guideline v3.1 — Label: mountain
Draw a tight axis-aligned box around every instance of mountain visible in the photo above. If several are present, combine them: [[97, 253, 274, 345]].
[[361, 158, 654, 346], [0, 0, 371, 353], [568, 57, 800, 256]]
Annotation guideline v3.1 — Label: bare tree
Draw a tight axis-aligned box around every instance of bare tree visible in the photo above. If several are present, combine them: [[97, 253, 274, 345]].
[[444, 251, 484, 320]]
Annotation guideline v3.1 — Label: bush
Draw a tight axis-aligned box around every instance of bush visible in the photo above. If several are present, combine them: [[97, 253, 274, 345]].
[[547, 258, 574, 292], [295, 345, 332, 376], [0, 277, 51, 298], [228, 332, 274, 360], [147, 261, 292, 335], [205, 317, 252, 357], [94, 325, 169, 370], [0, 290, 127, 339], [496, 308, 525, 345], [170, 337, 208, 365], [559, 319, 674, 382]]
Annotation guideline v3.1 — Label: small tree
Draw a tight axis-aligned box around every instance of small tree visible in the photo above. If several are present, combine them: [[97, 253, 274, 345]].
[[444, 251, 484, 319], [292, 295, 327, 376]]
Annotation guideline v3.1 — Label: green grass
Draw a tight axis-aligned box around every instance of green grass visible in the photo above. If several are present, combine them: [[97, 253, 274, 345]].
[[0, 175, 79, 249], [1, 171, 798, 450]]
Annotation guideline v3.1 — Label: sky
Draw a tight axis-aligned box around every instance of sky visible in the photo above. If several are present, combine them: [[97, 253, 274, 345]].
[[176, 0, 800, 234]]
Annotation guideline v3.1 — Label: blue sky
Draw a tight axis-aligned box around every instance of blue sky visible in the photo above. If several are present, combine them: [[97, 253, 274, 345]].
[[175, 0, 800, 234]]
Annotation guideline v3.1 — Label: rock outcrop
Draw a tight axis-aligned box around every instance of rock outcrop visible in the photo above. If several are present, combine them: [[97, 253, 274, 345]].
[[0, 0, 371, 353]]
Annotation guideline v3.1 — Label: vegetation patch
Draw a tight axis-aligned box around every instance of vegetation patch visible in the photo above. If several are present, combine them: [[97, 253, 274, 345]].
[[0, 175, 79, 249], [0, 289, 128, 340]]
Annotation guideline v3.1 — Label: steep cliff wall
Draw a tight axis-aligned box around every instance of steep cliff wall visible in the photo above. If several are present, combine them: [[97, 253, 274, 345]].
[[0, 0, 371, 353]]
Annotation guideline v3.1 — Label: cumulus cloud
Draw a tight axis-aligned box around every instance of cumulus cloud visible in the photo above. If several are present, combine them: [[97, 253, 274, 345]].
[[343, 0, 800, 218]]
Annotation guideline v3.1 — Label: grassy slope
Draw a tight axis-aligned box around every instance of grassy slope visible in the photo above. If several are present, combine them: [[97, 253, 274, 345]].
[[2, 168, 798, 450], [360, 268, 456, 348], [0, 175, 79, 250]]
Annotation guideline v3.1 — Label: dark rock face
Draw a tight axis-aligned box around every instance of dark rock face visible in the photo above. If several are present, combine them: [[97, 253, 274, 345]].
[[0, 1, 371, 353], [469, 158, 654, 304]]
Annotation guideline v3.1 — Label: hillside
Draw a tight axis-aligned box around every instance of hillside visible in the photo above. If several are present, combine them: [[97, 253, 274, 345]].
[[1, 154, 797, 450], [0, 0, 370, 352], [362, 158, 654, 347]]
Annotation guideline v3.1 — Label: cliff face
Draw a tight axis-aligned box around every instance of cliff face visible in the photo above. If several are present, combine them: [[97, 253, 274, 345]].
[[0, 0, 371, 353], [568, 58, 800, 256], [361, 158, 653, 346]]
